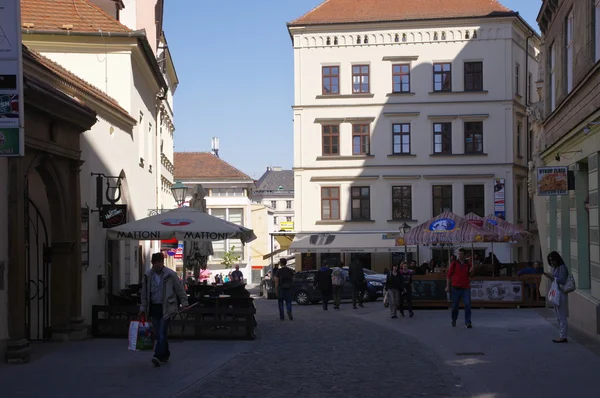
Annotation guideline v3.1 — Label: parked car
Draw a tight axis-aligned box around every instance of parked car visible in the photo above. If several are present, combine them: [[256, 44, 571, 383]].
[[291, 268, 385, 305]]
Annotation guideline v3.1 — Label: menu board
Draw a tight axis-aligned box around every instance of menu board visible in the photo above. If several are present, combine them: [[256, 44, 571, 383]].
[[537, 166, 568, 196]]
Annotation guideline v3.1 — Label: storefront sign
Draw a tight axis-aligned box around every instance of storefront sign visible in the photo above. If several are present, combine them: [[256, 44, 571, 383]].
[[174, 243, 183, 259], [280, 221, 294, 231], [537, 166, 568, 196], [101, 205, 127, 228], [0, 1, 24, 156], [471, 280, 523, 302], [493, 179, 505, 219]]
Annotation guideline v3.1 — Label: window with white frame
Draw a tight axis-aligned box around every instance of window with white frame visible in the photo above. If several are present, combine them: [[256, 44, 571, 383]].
[[211, 188, 245, 197], [515, 63, 520, 95], [517, 122, 522, 156], [550, 43, 556, 111], [595, 0, 600, 62], [147, 122, 153, 163], [210, 208, 244, 260], [138, 111, 144, 161], [286, 200, 292, 209], [566, 9, 574, 93]]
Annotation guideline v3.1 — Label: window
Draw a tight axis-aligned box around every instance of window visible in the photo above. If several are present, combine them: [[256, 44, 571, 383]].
[[322, 66, 340, 95], [464, 61, 483, 91], [433, 122, 452, 154], [433, 62, 452, 92], [464, 185, 484, 217], [138, 111, 144, 160], [392, 123, 411, 154], [432, 185, 452, 216], [352, 124, 370, 155], [273, 216, 278, 225], [392, 64, 410, 93], [352, 65, 370, 93], [595, 1, 600, 62], [528, 72, 533, 103], [464, 121, 483, 154], [351, 187, 371, 220], [321, 187, 340, 220], [515, 63, 520, 95], [550, 43, 556, 111], [212, 188, 245, 197], [566, 10, 574, 93], [211, 208, 244, 260], [392, 186, 412, 220], [517, 122, 522, 156], [286, 216, 292, 222], [517, 184, 523, 221], [528, 196, 535, 221], [286, 200, 292, 209], [528, 129, 533, 160], [270, 200, 276, 208], [322, 125, 340, 155]]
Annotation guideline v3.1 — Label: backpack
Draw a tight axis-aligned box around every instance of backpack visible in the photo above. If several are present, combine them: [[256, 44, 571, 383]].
[[278, 267, 294, 289], [331, 268, 345, 286]]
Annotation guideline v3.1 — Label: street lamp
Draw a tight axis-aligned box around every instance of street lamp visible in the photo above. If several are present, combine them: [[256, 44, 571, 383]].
[[400, 222, 411, 262], [171, 181, 188, 207]]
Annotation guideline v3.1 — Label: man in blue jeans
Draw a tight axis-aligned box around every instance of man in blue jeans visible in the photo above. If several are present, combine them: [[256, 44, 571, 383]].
[[445, 248, 474, 328], [275, 258, 294, 321], [140, 253, 190, 367]]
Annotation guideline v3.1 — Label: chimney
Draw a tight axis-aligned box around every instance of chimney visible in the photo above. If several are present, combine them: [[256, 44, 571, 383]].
[[272, 166, 282, 171], [211, 136, 219, 158]]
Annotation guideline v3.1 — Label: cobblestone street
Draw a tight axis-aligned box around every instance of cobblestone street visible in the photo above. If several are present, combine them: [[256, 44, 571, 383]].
[[175, 299, 467, 398]]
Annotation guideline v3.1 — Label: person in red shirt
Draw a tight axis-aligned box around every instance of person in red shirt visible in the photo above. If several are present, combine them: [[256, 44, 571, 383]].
[[445, 248, 474, 328]]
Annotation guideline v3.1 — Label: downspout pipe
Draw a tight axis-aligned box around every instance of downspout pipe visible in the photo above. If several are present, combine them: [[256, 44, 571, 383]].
[[525, 29, 535, 235]]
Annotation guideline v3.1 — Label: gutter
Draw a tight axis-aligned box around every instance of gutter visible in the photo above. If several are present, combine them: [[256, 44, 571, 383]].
[[21, 28, 168, 96], [525, 29, 535, 234]]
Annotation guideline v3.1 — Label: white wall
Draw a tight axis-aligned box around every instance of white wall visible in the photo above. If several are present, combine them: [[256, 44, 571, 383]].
[[291, 19, 539, 264]]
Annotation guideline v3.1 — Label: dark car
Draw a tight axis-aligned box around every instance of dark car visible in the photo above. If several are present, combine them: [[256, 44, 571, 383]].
[[291, 268, 385, 305]]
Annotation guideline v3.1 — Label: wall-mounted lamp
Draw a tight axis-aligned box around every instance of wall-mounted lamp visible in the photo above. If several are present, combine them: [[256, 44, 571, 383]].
[[582, 122, 600, 135], [554, 150, 582, 162]]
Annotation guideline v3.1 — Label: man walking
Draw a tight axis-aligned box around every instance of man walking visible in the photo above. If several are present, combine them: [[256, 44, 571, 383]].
[[140, 253, 190, 367], [231, 264, 244, 283], [315, 259, 334, 310], [331, 261, 345, 310], [445, 248, 474, 328], [275, 258, 294, 320], [348, 258, 365, 309]]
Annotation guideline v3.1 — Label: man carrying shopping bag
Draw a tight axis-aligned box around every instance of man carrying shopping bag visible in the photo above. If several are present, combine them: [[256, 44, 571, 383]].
[[140, 252, 190, 367]]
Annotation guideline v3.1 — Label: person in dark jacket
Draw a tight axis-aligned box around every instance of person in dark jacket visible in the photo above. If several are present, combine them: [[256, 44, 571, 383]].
[[386, 263, 404, 318], [399, 261, 414, 317], [315, 260, 334, 310], [348, 259, 366, 309]]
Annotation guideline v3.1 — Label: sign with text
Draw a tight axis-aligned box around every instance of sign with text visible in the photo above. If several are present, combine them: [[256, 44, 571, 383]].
[[537, 166, 568, 196], [279, 221, 294, 231], [101, 205, 127, 228], [0, 0, 24, 156], [471, 280, 523, 302], [493, 178, 505, 219]]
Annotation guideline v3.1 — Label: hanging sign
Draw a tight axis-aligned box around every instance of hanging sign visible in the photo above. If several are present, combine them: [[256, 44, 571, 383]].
[[0, 0, 24, 156], [101, 205, 127, 228]]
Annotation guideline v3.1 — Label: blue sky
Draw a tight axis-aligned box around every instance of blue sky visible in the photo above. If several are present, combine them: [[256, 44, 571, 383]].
[[163, 0, 541, 180]]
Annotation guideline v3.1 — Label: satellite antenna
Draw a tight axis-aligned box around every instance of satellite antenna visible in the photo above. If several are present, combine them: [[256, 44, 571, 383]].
[[211, 136, 219, 158]]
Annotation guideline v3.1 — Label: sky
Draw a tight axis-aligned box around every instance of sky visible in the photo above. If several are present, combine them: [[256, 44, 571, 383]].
[[163, 0, 541, 180]]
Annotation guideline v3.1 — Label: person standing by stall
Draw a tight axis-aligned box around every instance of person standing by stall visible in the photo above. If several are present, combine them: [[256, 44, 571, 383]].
[[445, 248, 474, 328], [399, 261, 414, 318], [140, 253, 190, 367]]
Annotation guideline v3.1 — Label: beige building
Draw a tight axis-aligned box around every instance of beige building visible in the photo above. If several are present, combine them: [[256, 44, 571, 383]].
[[287, 0, 541, 271], [534, 0, 600, 338]]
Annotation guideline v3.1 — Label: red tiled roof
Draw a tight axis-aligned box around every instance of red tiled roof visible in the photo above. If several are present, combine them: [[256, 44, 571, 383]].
[[174, 152, 253, 181], [21, 0, 130, 32], [23, 45, 135, 122], [289, 0, 514, 26]]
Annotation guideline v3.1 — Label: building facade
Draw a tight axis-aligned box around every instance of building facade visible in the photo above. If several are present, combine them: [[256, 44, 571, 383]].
[[535, 0, 600, 337], [288, 0, 541, 271], [253, 167, 295, 231], [20, 0, 176, 332], [174, 152, 259, 283]]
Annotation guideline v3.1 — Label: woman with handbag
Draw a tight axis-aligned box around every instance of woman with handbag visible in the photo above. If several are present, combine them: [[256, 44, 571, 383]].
[[543, 251, 573, 343]]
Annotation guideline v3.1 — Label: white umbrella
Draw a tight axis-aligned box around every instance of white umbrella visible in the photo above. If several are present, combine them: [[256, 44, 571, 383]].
[[106, 206, 257, 243]]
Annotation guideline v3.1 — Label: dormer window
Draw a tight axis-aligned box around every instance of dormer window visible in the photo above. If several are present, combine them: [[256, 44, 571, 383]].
[[465, 31, 470, 39], [394, 33, 399, 43], [441, 31, 446, 40], [326, 37, 331, 45], [364, 35, 368, 44], [357, 36, 362, 44], [334, 36, 338, 45], [473, 30, 478, 39], [433, 32, 438, 41], [402, 33, 407, 42]]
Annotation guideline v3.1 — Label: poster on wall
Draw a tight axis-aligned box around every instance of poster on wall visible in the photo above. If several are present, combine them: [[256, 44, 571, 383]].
[[537, 166, 568, 196], [0, 0, 24, 157], [493, 178, 505, 219], [471, 280, 523, 302]]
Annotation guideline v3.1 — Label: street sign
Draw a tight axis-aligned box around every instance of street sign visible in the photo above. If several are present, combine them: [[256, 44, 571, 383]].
[[0, 0, 24, 157]]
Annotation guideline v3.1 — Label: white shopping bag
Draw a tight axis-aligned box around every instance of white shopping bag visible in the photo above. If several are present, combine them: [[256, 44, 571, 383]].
[[547, 280, 561, 306], [128, 319, 153, 351]]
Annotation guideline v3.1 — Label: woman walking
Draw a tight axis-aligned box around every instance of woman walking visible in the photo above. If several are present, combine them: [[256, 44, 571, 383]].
[[543, 251, 569, 343], [386, 263, 403, 319], [399, 261, 414, 317]]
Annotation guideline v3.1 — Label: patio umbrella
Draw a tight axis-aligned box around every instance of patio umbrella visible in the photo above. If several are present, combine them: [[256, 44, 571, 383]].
[[106, 206, 257, 243], [398, 212, 497, 246], [464, 213, 510, 242], [484, 214, 532, 242]]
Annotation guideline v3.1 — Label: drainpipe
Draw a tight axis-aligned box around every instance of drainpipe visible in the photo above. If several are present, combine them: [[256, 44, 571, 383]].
[[525, 29, 535, 235]]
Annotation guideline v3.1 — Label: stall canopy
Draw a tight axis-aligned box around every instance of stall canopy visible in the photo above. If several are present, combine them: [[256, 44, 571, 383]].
[[288, 232, 417, 254], [106, 207, 257, 243], [484, 214, 532, 242]]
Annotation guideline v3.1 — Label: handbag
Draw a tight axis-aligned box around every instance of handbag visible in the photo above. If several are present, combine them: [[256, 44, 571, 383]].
[[128, 315, 154, 351], [560, 271, 577, 294], [383, 289, 389, 308]]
